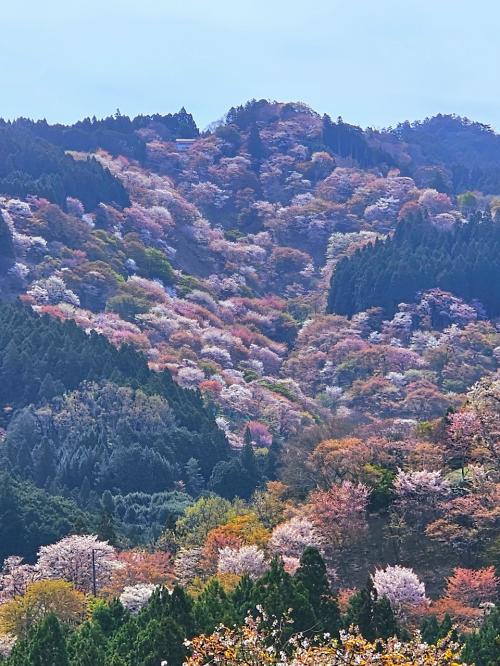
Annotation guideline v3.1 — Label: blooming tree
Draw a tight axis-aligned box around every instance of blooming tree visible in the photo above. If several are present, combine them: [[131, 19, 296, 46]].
[[268, 516, 322, 560], [217, 545, 268, 579], [119, 583, 158, 614], [36, 535, 118, 594], [444, 566, 499, 607], [372, 565, 427, 618], [0, 557, 37, 603]]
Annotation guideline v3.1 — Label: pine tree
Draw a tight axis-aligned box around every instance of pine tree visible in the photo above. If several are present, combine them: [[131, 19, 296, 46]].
[[346, 585, 375, 640], [345, 578, 398, 641], [0, 473, 26, 562], [266, 437, 283, 480], [169, 585, 196, 638], [32, 437, 56, 487], [26, 613, 69, 666], [92, 598, 129, 637], [231, 574, 255, 624], [185, 457, 205, 496], [37, 373, 61, 403], [247, 123, 264, 160], [194, 580, 233, 635], [240, 437, 261, 496], [253, 558, 315, 638], [420, 615, 440, 644], [67, 621, 106, 666], [372, 596, 399, 640], [294, 547, 341, 637], [134, 617, 185, 666], [0, 211, 14, 272], [96, 508, 118, 546], [462, 606, 500, 666]]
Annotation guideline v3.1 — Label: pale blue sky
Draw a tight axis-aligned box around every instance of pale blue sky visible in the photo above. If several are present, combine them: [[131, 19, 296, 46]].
[[1, 1, 499, 130]]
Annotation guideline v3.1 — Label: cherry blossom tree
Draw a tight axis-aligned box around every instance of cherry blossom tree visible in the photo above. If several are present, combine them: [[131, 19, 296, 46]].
[[307, 481, 370, 563], [268, 516, 322, 560], [119, 583, 158, 614], [36, 535, 118, 594], [393, 469, 450, 526], [372, 565, 427, 618], [0, 557, 37, 603], [217, 545, 268, 579], [446, 409, 482, 475]]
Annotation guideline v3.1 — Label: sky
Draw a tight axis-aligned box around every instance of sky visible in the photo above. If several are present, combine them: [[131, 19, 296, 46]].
[[1, 1, 499, 130]]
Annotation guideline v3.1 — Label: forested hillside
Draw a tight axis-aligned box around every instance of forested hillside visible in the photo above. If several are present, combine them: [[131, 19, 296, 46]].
[[0, 99, 498, 664], [328, 208, 500, 317]]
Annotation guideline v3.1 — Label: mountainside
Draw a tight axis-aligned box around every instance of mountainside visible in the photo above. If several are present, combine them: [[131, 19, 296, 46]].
[[0, 99, 499, 663], [1, 100, 498, 441]]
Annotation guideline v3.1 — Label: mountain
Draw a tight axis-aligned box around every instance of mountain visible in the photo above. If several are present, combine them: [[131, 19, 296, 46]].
[[0, 100, 498, 662]]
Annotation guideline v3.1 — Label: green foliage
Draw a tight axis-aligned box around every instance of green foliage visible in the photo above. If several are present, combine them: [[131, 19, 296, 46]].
[[193, 580, 233, 635], [322, 114, 393, 168], [0, 212, 14, 272], [328, 210, 500, 318], [3, 109, 198, 161], [0, 472, 89, 562], [345, 578, 399, 641], [0, 126, 129, 209], [247, 123, 265, 160], [9, 613, 69, 666], [462, 606, 500, 666], [393, 114, 500, 193], [252, 558, 316, 637], [420, 613, 457, 645], [294, 547, 341, 637]]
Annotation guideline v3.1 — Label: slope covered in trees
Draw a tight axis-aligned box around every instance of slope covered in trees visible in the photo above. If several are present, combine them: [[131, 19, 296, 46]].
[[0, 127, 129, 209], [389, 114, 500, 193], [0, 303, 237, 549], [0, 99, 498, 661], [328, 210, 500, 318], [6, 108, 199, 160]]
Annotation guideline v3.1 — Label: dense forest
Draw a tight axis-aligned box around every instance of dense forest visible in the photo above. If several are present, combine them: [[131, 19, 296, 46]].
[[0, 127, 129, 209], [0, 99, 498, 664], [328, 208, 500, 318], [4, 108, 199, 160]]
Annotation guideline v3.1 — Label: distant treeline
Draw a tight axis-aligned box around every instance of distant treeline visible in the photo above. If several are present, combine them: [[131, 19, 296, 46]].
[[5, 108, 199, 160], [0, 126, 129, 209], [0, 109, 199, 209]]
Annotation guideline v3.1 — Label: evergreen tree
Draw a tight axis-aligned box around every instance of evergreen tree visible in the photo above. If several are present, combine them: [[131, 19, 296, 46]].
[[96, 508, 118, 546], [184, 458, 205, 496], [420, 615, 440, 644], [231, 574, 255, 624], [462, 606, 500, 666], [32, 437, 56, 487], [294, 547, 341, 637], [26, 613, 69, 666], [168, 586, 196, 638], [372, 596, 399, 640], [266, 437, 282, 480], [239, 437, 261, 498], [193, 580, 233, 635], [346, 578, 398, 641], [67, 621, 106, 666], [133, 617, 185, 666], [0, 473, 26, 561], [92, 599, 129, 637], [253, 558, 316, 637], [0, 211, 14, 272], [346, 584, 375, 640], [37, 373, 62, 403], [247, 123, 264, 160]]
